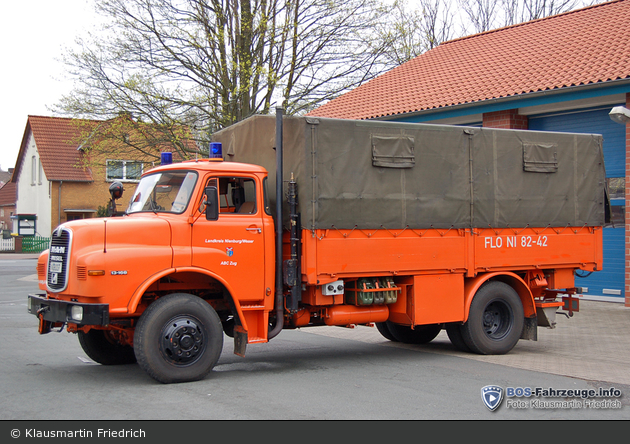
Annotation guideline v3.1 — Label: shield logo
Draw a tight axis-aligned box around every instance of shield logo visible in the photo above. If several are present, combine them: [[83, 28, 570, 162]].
[[481, 385, 504, 411], [226, 247, 234, 257]]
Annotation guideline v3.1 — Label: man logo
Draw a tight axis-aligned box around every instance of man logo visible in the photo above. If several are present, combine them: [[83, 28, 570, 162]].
[[481, 385, 504, 411]]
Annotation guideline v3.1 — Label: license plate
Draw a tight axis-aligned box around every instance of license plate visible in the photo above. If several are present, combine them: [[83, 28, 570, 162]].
[[50, 262, 63, 273]]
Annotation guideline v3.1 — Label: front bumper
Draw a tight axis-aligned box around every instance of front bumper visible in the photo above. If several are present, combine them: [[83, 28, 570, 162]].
[[28, 293, 109, 333]]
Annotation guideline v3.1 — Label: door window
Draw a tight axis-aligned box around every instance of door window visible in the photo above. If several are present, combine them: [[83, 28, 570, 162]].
[[206, 177, 257, 215]]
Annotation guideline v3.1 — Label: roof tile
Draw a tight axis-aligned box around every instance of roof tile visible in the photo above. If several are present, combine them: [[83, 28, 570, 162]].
[[0, 182, 16, 206], [27, 116, 94, 182]]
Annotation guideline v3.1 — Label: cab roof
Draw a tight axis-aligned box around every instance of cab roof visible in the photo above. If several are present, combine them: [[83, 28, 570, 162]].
[[143, 158, 269, 176]]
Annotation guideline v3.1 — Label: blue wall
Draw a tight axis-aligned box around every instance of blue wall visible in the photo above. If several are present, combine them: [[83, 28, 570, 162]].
[[529, 106, 625, 299]]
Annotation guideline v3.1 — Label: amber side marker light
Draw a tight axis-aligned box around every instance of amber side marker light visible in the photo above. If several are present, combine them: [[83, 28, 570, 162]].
[[88, 270, 106, 276]]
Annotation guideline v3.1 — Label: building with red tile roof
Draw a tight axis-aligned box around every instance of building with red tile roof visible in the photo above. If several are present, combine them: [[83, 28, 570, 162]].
[[15, 116, 95, 182], [0, 181, 16, 235], [308, 0, 630, 122], [309, 0, 630, 306], [11, 115, 199, 237], [0, 167, 16, 239], [10, 116, 92, 237], [0, 168, 12, 187]]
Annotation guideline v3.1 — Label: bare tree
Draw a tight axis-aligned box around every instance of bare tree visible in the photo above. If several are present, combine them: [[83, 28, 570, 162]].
[[421, 0, 455, 50], [502, 0, 589, 25], [459, 0, 594, 33], [55, 0, 600, 164], [55, 0, 389, 161], [370, 0, 454, 67], [458, 0, 499, 33]]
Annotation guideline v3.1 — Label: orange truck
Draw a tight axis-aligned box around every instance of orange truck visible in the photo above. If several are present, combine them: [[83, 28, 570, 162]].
[[28, 110, 608, 383]]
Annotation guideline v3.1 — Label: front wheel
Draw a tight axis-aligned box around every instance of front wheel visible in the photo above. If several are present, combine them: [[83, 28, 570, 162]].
[[134, 293, 224, 384], [461, 281, 524, 355]]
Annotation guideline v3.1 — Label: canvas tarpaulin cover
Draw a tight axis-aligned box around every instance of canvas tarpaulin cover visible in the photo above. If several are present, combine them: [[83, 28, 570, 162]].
[[212, 115, 607, 230]]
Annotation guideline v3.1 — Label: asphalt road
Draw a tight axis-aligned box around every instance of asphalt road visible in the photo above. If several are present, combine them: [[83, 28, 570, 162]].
[[1, 255, 628, 422]]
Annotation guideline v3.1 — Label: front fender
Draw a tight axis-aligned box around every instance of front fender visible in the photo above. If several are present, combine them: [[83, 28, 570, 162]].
[[127, 267, 250, 332]]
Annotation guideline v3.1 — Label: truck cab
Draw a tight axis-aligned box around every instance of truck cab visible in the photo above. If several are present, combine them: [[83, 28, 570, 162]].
[[29, 159, 276, 383]]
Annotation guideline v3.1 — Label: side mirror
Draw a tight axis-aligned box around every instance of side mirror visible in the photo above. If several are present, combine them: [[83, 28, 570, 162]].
[[109, 181, 124, 200], [205, 186, 219, 221]]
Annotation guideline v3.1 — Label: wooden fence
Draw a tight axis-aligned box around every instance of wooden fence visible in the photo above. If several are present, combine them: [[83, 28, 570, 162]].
[[0, 237, 14, 252], [0, 236, 50, 253]]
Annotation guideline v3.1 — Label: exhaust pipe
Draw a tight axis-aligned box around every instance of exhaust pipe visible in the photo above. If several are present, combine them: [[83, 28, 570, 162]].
[[268, 107, 285, 340]]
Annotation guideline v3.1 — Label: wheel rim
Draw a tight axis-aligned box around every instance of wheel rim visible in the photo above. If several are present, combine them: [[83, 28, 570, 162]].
[[482, 299, 513, 340], [160, 316, 206, 366]]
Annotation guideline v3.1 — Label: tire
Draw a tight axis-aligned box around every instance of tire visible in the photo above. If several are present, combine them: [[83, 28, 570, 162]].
[[78, 329, 137, 365], [461, 281, 524, 355], [445, 324, 471, 352], [375, 322, 398, 342], [385, 322, 442, 344], [134, 293, 224, 384]]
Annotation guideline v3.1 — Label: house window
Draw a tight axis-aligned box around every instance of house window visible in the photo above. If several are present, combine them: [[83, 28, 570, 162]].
[[38, 159, 43, 185], [606, 178, 625, 228], [106, 160, 143, 182], [31, 156, 37, 185], [606, 205, 625, 228], [607, 177, 624, 200]]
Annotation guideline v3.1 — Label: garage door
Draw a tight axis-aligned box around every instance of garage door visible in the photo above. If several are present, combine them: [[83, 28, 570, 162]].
[[529, 106, 625, 301]]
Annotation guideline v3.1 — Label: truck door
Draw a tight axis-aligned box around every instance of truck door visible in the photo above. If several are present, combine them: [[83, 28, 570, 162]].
[[192, 175, 266, 301]]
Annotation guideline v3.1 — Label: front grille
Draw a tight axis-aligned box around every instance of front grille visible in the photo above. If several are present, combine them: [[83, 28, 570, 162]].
[[47, 227, 72, 292]]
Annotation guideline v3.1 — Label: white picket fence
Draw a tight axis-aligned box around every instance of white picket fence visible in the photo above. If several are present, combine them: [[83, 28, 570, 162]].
[[0, 237, 15, 252]]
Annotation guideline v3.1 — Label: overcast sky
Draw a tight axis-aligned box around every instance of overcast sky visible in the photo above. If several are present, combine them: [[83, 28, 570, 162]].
[[0, 0, 99, 172]]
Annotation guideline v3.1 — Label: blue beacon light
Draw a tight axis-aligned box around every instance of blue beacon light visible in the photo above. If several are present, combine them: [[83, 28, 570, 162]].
[[209, 142, 223, 159], [161, 152, 173, 165]]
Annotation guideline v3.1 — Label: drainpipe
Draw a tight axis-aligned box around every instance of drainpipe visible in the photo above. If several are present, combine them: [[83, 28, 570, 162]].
[[268, 107, 285, 340], [58, 181, 63, 227]]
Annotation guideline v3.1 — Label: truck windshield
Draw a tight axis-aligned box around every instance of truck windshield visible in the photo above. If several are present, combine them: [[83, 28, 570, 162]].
[[127, 171, 198, 214]]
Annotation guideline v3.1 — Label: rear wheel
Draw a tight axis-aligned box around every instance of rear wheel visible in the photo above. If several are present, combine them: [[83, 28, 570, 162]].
[[445, 324, 471, 352], [461, 281, 524, 355], [375, 322, 398, 342], [78, 329, 137, 365], [134, 293, 224, 384], [385, 322, 442, 344]]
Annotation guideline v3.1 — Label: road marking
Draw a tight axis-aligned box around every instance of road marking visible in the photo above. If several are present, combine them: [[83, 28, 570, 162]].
[[18, 274, 39, 282]]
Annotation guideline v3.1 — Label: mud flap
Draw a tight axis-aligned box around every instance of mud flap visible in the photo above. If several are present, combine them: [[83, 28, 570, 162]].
[[233, 325, 248, 357], [521, 316, 537, 341]]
